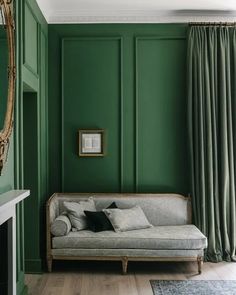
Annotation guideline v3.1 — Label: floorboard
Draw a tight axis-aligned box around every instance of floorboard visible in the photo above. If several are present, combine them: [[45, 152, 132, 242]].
[[25, 261, 236, 295]]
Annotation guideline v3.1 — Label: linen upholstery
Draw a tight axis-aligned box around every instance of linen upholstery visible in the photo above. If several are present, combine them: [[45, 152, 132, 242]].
[[51, 214, 71, 236], [47, 193, 207, 273], [103, 206, 152, 232], [63, 198, 96, 230], [84, 201, 118, 232], [52, 248, 204, 258], [52, 225, 207, 250], [48, 193, 191, 226]]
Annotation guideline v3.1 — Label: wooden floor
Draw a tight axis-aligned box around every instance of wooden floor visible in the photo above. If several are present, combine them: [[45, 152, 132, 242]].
[[25, 261, 236, 295]]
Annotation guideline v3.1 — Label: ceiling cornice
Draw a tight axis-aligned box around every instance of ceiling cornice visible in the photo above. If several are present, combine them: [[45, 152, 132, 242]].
[[38, 7, 236, 24], [48, 10, 236, 24]]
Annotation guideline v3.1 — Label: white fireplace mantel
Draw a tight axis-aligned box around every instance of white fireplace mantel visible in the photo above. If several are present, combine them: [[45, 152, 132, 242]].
[[0, 190, 30, 295]]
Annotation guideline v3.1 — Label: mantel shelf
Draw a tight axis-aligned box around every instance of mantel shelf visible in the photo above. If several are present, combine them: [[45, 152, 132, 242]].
[[0, 190, 30, 214]]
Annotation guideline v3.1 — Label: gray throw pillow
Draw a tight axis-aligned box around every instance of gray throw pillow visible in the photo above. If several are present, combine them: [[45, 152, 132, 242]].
[[51, 214, 71, 236], [103, 206, 152, 232], [64, 198, 96, 231]]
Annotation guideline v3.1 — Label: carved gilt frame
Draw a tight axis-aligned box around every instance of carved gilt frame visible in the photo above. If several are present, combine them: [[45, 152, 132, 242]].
[[0, 0, 15, 175]]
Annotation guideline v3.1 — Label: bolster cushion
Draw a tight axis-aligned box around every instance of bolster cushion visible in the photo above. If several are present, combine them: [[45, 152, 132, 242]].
[[64, 197, 96, 231], [51, 214, 71, 236]]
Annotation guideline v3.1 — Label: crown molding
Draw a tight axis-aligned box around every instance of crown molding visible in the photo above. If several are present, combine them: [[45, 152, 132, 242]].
[[46, 10, 236, 24]]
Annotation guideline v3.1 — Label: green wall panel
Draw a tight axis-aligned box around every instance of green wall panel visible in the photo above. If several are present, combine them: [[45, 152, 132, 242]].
[[24, 2, 38, 75], [136, 37, 188, 193], [0, 33, 14, 192], [23, 92, 41, 270], [21, 0, 48, 275], [0, 0, 49, 289], [49, 24, 190, 195], [62, 38, 122, 192], [0, 0, 45, 292], [0, 38, 7, 129]]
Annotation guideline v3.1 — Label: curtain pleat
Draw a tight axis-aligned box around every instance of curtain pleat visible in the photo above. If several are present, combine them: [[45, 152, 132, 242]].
[[188, 26, 236, 262]]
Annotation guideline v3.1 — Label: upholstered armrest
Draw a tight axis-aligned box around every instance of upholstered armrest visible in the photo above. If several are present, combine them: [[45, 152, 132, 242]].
[[47, 194, 60, 224], [46, 193, 60, 265]]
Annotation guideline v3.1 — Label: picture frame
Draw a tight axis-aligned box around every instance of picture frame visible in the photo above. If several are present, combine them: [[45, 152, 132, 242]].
[[78, 129, 105, 157]]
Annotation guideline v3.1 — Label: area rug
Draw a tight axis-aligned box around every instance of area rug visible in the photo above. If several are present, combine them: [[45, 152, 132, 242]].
[[150, 280, 236, 295]]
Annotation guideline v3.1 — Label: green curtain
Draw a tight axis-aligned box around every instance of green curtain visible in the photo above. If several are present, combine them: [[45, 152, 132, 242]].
[[187, 25, 236, 262]]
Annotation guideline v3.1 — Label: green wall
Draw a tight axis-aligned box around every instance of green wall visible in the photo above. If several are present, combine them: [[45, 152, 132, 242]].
[[0, 34, 7, 130], [20, 0, 49, 276], [0, 0, 48, 293], [49, 24, 190, 195], [0, 28, 13, 195], [0, 11, 191, 294]]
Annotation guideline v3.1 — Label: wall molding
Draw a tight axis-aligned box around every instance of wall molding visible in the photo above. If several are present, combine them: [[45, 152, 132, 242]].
[[46, 10, 236, 24], [61, 37, 124, 192], [22, 66, 39, 92], [24, 258, 42, 273], [134, 35, 186, 192], [23, 0, 39, 77], [16, 270, 28, 295], [25, 0, 48, 27]]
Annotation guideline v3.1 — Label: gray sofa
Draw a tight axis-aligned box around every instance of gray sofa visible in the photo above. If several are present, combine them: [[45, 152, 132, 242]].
[[46, 193, 207, 274]]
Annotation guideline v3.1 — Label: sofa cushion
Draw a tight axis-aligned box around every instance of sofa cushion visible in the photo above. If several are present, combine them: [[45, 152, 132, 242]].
[[63, 197, 96, 231], [52, 224, 207, 250], [103, 206, 152, 232], [84, 202, 118, 232]]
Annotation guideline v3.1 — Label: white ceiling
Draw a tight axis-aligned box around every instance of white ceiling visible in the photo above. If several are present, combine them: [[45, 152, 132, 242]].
[[36, 0, 236, 23]]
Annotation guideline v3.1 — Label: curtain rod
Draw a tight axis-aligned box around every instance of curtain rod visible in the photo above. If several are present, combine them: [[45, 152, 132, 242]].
[[189, 22, 236, 27]]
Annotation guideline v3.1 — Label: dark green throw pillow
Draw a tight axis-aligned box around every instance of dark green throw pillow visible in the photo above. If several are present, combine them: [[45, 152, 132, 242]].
[[84, 202, 117, 232]]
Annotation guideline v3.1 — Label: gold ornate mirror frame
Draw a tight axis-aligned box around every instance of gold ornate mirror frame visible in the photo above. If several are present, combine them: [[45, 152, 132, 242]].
[[0, 0, 15, 175]]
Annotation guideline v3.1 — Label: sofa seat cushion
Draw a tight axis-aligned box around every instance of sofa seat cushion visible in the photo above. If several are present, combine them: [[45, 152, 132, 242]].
[[52, 224, 207, 250]]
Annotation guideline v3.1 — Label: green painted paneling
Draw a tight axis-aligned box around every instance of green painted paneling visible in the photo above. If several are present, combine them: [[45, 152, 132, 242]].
[[0, 37, 7, 129], [39, 30, 48, 203], [0, 0, 48, 291], [62, 38, 122, 192], [0, 29, 13, 193], [15, 1, 26, 292], [23, 92, 41, 268], [1, 18, 190, 291], [0, 24, 14, 199], [38, 29, 49, 270], [21, 0, 48, 275], [22, 65, 39, 91], [24, 2, 38, 75], [22, 1, 48, 273], [136, 37, 188, 193], [49, 24, 190, 195]]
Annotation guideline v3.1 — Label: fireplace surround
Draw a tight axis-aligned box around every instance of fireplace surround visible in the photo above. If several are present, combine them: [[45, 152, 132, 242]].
[[0, 190, 30, 295]]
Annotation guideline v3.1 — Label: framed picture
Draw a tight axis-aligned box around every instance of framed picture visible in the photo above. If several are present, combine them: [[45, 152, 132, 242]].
[[78, 129, 105, 157]]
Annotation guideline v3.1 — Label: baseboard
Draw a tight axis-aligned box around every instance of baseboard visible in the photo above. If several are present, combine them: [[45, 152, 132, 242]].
[[17, 271, 28, 295], [18, 284, 28, 295], [25, 259, 43, 273], [1, 277, 28, 295]]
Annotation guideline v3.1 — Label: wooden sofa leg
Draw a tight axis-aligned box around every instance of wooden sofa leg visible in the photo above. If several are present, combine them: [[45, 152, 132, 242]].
[[122, 257, 128, 275], [47, 256, 52, 272], [197, 256, 203, 274]]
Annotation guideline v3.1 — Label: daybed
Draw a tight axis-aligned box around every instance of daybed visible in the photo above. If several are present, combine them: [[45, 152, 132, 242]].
[[46, 193, 207, 274]]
